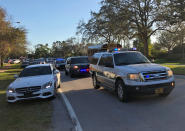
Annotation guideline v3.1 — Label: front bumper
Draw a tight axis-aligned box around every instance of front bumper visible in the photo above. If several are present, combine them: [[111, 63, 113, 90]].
[[126, 81, 175, 95], [6, 87, 55, 103]]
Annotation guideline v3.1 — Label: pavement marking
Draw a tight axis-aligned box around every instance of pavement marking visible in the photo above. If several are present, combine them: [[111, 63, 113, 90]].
[[58, 88, 83, 131]]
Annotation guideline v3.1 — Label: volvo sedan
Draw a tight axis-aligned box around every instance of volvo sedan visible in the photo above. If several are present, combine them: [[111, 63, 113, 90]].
[[6, 64, 61, 103]]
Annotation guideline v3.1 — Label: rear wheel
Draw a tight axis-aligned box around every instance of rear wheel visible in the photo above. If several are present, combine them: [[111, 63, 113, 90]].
[[65, 69, 68, 76], [92, 74, 100, 89], [69, 70, 75, 78], [116, 80, 129, 102]]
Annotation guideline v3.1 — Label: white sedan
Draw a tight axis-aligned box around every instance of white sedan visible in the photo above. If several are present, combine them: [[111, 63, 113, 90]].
[[6, 64, 61, 103]]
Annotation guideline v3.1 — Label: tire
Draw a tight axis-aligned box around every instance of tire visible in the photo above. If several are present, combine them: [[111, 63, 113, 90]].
[[159, 92, 170, 97], [69, 70, 75, 78], [57, 83, 60, 88], [116, 80, 129, 102], [53, 86, 58, 98], [92, 74, 100, 89], [65, 69, 68, 76]]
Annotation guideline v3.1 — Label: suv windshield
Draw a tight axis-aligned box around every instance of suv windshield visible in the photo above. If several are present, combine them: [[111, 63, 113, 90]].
[[114, 52, 150, 66], [19, 66, 52, 77], [71, 57, 88, 64]]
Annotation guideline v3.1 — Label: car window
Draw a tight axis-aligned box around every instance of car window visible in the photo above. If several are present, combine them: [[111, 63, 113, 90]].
[[99, 54, 113, 67], [90, 54, 101, 65], [19, 66, 52, 77]]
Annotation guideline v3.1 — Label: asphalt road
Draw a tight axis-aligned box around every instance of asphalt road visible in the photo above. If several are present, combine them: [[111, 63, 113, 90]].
[[60, 72, 185, 131]]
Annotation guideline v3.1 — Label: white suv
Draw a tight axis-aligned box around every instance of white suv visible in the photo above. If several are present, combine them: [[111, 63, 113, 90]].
[[90, 51, 175, 102], [6, 64, 61, 103]]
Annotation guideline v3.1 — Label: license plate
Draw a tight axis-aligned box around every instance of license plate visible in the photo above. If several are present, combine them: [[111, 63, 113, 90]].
[[24, 93, 33, 97], [155, 88, 164, 94]]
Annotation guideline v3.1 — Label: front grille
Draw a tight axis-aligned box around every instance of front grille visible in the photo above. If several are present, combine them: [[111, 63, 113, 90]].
[[142, 70, 168, 81], [15, 86, 41, 93], [17, 94, 40, 98]]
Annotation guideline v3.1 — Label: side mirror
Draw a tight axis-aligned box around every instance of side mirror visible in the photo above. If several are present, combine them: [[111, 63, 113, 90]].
[[14, 74, 18, 78]]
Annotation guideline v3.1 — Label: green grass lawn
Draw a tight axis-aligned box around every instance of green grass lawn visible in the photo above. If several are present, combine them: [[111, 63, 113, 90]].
[[155, 59, 185, 75], [161, 64, 185, 76], [0, 64, 53, 131]]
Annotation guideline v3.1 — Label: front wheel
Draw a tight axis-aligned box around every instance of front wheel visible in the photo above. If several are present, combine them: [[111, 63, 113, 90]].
[[159, 92, 170, 97], [65, 69, 68, 76], [92, 75, 100, 89], [116, 80, 129, 102]]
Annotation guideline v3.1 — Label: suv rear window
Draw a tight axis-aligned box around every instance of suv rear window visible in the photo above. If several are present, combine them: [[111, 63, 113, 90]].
[[71, 57, 88, 64]]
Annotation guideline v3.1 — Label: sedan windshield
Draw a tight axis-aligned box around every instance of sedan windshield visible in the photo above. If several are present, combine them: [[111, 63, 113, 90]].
[[71, 57, 88, 64], [19, 66, 52, 77], [114, 52, 150, 66]]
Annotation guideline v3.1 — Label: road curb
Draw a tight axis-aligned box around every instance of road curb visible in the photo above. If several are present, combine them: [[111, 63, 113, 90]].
[[58, 88, 83, 131]]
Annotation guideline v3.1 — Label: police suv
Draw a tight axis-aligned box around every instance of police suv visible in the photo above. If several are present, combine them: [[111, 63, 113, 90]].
[[90, 50, 175, 102]]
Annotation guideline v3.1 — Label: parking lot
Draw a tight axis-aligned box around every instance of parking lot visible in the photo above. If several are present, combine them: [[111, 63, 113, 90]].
[[59, 72, 185, 131]]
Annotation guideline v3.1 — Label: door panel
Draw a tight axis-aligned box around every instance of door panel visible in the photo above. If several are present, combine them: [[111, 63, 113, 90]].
[[103, 67, 116, 88]]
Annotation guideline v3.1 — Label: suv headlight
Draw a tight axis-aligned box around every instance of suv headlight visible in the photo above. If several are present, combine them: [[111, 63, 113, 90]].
[[7, 87, 15, 93], [167, 69, 173, 77], [127, 74, 141, 81], [42, 81, 53, 89]]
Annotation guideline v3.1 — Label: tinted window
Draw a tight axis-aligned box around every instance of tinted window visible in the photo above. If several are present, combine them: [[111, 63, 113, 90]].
[[99, 54, 113, 67], [90, 54, 101, 65], [19, 66, 52, 77], [114, 52, 150, 66], [71, 57, 88, 64]]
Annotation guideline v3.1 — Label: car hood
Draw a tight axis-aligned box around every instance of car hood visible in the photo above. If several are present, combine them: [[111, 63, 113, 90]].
[[115, 63, 167, 74], [10, 75, 53, 88]]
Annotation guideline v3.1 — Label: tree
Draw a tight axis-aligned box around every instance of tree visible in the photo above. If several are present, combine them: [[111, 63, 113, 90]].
[[0, 7, 27, 67], [34, 44, 51, 58], [76, 3, 130, 45], [157, 31, 177, 53], [77, 0, 184, 57], [167, 0, 185, 24]]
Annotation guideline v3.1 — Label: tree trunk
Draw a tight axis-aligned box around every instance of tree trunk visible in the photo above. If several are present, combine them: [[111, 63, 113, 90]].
[[143, 37, 149, 58], [182, 35, 184, 59], [0, 56, 3, 67]]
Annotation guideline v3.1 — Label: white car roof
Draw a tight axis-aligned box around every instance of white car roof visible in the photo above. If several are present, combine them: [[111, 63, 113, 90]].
[[26, 64, 51, 69]]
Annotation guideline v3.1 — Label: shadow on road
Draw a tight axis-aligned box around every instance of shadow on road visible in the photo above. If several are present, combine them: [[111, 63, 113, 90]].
[[62, 86, 169, 105], [61, 71, 91, 83]]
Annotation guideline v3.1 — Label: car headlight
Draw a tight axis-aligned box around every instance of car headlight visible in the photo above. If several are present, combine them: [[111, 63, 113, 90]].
[[42, 81, 53, 89], [127, 74, 141, 81], [167, 69, 173, 77], [7, 87, 15, 93]]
